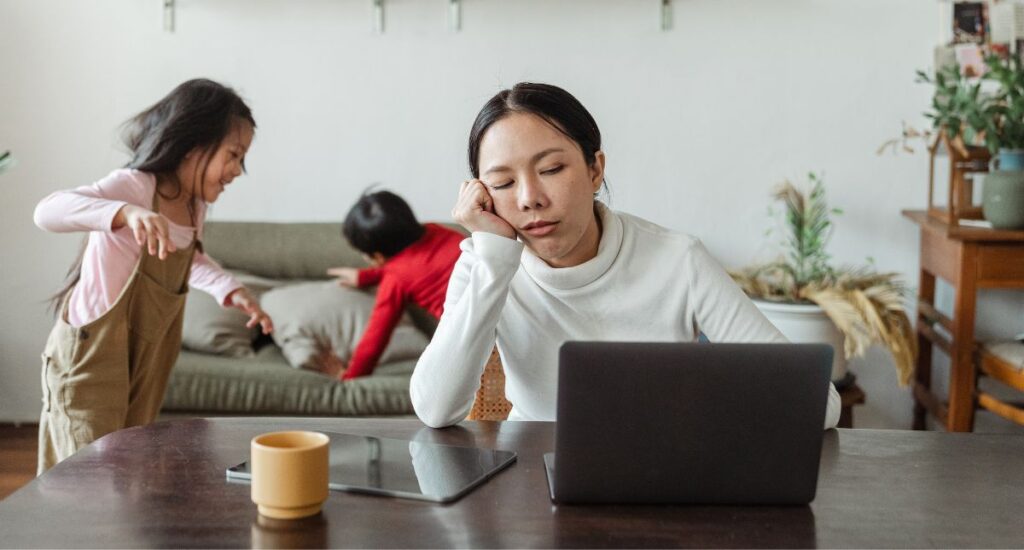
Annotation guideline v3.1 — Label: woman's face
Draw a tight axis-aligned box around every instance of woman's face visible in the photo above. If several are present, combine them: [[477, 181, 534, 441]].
[[477, 112, 605, 268]]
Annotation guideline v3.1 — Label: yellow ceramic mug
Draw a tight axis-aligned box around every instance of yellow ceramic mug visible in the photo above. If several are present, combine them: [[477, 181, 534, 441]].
[[251, 431, 329, 519]]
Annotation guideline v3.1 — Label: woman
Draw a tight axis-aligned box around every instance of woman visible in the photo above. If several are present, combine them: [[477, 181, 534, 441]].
[[410, 82, 840, 429]]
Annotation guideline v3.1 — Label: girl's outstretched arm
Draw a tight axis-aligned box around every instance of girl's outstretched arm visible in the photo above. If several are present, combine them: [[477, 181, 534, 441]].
[[190, 251, 243, 305], [33, 170, 149, 233], [226, 287, 274, 335]]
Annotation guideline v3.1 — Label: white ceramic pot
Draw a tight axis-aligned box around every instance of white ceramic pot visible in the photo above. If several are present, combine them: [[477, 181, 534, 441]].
[[754, 299, 848, 382]]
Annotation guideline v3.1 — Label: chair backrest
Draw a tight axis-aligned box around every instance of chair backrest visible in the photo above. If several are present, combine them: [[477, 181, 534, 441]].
[[467, 347, 512, 421], [977, 341, 1024, 426]]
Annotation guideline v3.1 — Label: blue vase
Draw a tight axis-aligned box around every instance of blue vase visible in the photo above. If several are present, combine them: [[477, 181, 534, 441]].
[[996, 149, 1024, 170], [983, 149, 1024, 229]]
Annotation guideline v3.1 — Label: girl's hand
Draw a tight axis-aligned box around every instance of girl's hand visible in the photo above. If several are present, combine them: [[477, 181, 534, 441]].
[[113, 204, 176, 260], [227, 288, 274, 335], [326, 267, 359, 287], [452, 179, 516, 239]]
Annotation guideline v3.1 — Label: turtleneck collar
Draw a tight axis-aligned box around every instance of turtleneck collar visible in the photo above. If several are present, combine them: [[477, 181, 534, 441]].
[[519, 201, 623, 291]]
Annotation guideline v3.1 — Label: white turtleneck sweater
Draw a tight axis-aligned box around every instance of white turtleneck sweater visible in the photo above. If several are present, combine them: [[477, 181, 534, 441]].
[[410, 203, 841, 430]]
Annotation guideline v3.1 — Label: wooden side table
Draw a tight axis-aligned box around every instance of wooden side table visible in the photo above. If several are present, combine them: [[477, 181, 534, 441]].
[[838, 383, 865, 429], [902, 210, 1024, 432]]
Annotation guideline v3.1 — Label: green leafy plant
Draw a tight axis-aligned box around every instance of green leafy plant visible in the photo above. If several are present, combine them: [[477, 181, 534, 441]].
[[916, 63, 987, 148], [878, 65, 984, 157], [976, 54, 1024, 153], [729, 173, 917, 385]]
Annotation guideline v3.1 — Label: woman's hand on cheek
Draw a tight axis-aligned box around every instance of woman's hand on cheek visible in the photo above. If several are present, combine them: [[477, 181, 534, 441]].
[[452, 179, 516, 239]]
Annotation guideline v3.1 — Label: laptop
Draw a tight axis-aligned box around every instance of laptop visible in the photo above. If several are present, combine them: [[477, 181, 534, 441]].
[[543, 342, 832, 505]]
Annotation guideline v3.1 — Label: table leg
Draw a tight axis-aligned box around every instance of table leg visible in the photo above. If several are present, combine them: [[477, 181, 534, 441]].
[[913, 269, 936, 430], [947, 244, 979, 432]]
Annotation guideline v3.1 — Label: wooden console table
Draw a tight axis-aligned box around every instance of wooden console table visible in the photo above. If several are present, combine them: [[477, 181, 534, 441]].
[[902, 210, 1024, 432]]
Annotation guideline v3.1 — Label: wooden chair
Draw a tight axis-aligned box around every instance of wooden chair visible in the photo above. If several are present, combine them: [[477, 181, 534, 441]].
[[976, 341, 1024, 426], [467, 347, 512, 421]]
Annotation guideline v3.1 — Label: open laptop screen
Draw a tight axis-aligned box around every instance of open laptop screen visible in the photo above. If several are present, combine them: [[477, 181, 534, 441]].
[[549, 342, 832, 504]]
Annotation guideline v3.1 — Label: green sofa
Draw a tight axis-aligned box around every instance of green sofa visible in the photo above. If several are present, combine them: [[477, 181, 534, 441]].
[[162, 221, 453, 417]]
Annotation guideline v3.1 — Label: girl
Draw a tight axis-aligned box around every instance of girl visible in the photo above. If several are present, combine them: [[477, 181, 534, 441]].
[[33, 78, 273, 473], [411, 82, 840, 429]]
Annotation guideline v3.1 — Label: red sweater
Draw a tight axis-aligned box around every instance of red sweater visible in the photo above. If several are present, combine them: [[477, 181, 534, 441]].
[[343, 224, 465, 380]]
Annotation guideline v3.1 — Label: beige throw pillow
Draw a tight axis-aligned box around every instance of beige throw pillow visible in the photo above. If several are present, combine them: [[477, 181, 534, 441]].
[[181, 271, 282, 358], [260, 281, 428, 373]]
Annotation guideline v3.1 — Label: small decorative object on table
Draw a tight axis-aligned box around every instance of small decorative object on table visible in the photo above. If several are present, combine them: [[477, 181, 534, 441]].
[[927, 132, 991, 226], [730, 173, 917, 389], [915, 63, 992, 226]]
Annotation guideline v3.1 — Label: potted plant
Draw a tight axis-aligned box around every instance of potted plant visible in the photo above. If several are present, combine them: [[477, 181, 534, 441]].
[[974, 55, 1024, 229], [730, 173, 916, 387], [876, 61, 981, 158], [915, 63, 989, 156]]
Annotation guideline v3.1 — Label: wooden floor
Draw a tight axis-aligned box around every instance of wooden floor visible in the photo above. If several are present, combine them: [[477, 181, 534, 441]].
[[0, 424, 37, 501]]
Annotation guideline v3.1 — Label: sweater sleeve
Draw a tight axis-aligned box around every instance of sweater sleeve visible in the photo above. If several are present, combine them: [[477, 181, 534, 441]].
[[33, 170, 148, 233], [409, 232, 523, 428], [343, 276, 406, 380], [357, 267, 384, 287], [685, 240, 840, 430], [189, 251, 243, 306]]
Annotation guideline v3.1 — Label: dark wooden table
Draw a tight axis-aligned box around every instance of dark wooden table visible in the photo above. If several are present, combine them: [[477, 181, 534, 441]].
[[1, 418, 1023, 548]]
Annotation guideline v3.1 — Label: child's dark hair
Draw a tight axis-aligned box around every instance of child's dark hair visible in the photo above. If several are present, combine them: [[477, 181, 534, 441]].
[[49, 78, 255, 315], [343, 190, 425, 258]]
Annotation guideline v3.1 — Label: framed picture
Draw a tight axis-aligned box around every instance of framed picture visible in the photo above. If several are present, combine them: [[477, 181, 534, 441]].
[[953, 2, 987, 44], [954, 43, 986, 77]]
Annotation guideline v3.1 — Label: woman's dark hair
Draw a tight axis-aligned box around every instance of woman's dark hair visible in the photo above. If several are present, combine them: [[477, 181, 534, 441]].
[[468, 82, 605, 189], [49, 78, 255, 314], [343, 190, 425, 258]]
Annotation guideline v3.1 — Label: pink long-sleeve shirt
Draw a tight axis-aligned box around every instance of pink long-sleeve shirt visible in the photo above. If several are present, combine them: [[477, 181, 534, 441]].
[[34, 168, 242, 327]]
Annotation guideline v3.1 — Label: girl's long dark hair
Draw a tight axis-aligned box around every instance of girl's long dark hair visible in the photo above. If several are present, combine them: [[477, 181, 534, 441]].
[[50, 78, 255, 315]]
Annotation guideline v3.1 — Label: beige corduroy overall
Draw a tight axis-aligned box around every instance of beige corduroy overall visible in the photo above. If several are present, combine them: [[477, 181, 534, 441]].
[[38, 196, 196, 474]]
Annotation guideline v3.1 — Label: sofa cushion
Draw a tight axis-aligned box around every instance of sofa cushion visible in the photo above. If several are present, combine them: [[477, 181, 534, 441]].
[[181, 290, 254, 357], [260, 281, 429, 372], [201, 221, 466, 281], [201, 222, 370, 280], [163, 346, 416, 415], [181, 271, 283, 358]]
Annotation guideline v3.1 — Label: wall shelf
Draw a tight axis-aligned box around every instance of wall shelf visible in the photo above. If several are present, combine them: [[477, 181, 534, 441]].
[[163, 0, 174, 32], [158, 0, 675, 34]]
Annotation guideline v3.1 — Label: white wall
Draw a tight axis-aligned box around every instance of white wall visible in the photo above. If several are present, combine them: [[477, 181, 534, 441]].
[[2, 0, 1022, 430]]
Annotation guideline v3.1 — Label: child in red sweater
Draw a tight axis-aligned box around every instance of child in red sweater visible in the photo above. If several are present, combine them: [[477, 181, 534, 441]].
[[328, 190, 464, 380]]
